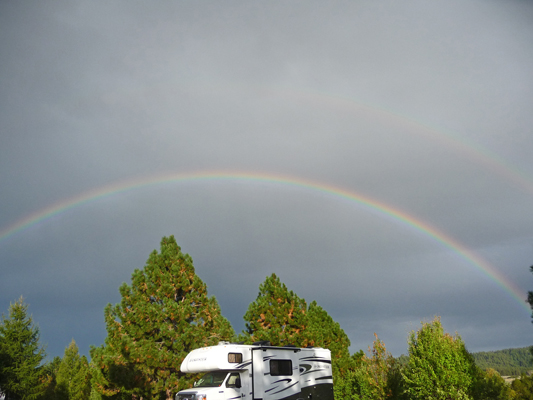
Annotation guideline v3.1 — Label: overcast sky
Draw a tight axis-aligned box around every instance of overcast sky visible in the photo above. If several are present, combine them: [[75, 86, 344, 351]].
[[1, 1, 532, 360]]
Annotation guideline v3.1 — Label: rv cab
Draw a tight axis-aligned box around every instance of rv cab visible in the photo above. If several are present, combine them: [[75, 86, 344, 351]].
[[178, 370, 243, 400]]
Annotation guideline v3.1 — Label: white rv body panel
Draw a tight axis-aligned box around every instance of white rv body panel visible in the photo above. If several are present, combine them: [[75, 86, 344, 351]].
[[181, 344, 253, 373], [176, 343, 334, 400]]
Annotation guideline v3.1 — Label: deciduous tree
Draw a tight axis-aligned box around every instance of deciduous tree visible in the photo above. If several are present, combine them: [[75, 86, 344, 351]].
[[401, 317, 478, 400], [511, 373, 533, 399], [338, 334, 399, 400], [90, 236, 234, 400], [471, 368, 514, 400]]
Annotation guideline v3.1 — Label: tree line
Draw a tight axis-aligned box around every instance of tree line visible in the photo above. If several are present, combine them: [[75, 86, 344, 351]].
[[1, 236, 532, 400], [472, 348, 533, 377]]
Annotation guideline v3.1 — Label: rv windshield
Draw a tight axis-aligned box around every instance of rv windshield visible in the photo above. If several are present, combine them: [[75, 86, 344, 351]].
[[194, 371, 230, 388]]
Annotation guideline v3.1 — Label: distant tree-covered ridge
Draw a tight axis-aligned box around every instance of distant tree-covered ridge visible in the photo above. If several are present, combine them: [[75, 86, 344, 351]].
[[471, 346, 533, 376]]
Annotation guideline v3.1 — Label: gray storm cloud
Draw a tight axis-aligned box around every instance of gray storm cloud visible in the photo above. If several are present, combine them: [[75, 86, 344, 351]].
[[1, 0, 532, 358]]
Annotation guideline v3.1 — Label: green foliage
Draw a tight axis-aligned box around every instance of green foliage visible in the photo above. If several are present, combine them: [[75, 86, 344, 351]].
[[472, 347, 533, 377], [527, 265, 533, 322], [401, 317, 478, 400], [395, 354, 409, 367], [470, 368, 514, 400], [242, 274, 351, 354], [242, 274, 353, 399], [88, 386, 103, 400], [0, 297, 47, 400], [306, 300, 351, 359], [338, 334, 400, 400], [90, 236, 234, 400], [511, 373, 533, 399], [306, 300, 354, 399], [37, 356, 62, 399], [243, 273, 308, 347], [4, 252, 527, 400], [55, 339, 92, 400]]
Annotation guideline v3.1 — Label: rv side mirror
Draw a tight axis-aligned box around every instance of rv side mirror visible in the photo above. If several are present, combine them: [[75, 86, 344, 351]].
[[235, 377, 241, 388]]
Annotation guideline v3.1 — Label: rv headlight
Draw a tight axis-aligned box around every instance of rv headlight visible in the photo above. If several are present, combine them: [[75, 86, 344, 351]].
[[196, 394, 207, 400]]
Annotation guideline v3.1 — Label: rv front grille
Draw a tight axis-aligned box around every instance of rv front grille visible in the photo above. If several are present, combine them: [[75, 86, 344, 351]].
[[177, 393, 197, 400]]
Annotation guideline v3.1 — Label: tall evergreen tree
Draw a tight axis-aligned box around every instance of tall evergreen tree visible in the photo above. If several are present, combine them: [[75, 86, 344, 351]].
[[37, 356, 61, 400], [527, 265, 533, 379], [0, 297, 47, 400], [55, 340, 91, 400], [527, 265, 533, 324], [70, 357, 91, 400], [306, 301, 354, 399], [242, 274, 351, 353], [243, 273, 308, 346], [306, 301, 351, 359], [242, 274, 352, 398], [401, 317, 478, 400], [90, 236, 234, 400]]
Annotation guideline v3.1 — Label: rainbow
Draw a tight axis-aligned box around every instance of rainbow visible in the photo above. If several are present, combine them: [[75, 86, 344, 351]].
[[0, 171, 529, 313]]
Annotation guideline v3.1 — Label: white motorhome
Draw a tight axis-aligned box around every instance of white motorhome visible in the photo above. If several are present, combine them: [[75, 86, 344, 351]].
[[176, 341, 334, 400]]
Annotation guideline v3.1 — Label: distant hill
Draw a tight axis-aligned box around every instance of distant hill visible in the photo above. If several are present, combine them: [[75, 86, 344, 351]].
[[471, 347, 533, 376]]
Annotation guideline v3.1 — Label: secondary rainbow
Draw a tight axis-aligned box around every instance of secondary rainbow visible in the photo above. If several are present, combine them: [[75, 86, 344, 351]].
[[167, 81, 533, 196], [0, 171, 528, 313], [98, 79, 533, 195]]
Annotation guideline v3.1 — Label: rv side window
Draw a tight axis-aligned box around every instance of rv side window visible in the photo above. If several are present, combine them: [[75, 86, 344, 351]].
[[269, 360, 292, 376], [228, 353, 242, 363]]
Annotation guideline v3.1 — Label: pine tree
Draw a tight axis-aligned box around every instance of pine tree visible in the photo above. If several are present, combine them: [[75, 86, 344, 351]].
[[306, 301, 351, 359], [90, 236, 234, 400], [69, 356, 91, 400], [242, 273, 308, 346], [37, 356, 61, 400], [55, 340, 91, 400], [242, 274, 353, 399], [306, 301, 354, 399], [527, 265, 533, 324], [243, 275, 351, 352], [0, 297, 47, 400]]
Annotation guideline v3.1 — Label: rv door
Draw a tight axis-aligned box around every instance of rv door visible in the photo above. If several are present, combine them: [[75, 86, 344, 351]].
[[225, 372, 243, 400], [252, 348, 265, 400]]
